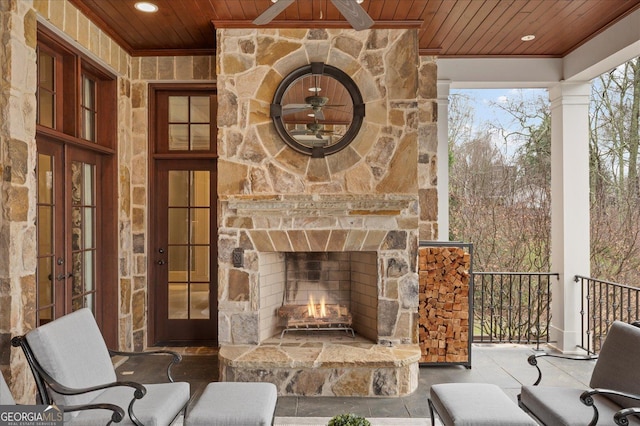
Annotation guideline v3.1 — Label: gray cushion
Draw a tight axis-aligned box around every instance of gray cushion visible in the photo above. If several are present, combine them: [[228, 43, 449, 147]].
[[590, 321, 640, 408], [1, 372, 16, 405], [430, 383, 537, 426], [186, 382, 277, 426]]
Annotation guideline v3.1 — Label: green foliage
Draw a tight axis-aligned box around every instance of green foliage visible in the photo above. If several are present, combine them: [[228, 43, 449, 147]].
[[327, 413, 371, 426]]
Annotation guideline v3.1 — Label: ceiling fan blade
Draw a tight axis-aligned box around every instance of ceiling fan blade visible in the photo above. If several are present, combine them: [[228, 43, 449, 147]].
[[283, 104, 312, 114], [253, 0, 296, 25], [330, 0, 374, 31]]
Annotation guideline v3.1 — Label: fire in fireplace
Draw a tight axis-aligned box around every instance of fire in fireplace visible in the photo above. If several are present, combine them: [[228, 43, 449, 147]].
[[277, 294, 354, 337]]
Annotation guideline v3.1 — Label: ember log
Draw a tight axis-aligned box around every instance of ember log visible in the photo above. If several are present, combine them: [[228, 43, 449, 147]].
[[418, 246, 471, 364], [278, 304, 352, 328]]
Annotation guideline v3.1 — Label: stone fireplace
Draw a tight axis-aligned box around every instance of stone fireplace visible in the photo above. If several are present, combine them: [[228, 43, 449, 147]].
[[214, 27, 438, 396]]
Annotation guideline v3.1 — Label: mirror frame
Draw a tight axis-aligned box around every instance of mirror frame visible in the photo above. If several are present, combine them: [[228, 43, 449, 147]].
[[270, 62, 365, 158]]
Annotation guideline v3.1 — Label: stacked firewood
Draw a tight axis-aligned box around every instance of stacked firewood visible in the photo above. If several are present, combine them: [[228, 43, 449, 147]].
[[418, 246, 471, 363]]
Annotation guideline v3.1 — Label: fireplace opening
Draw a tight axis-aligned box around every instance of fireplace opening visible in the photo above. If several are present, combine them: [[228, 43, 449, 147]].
[[258, 251, 378, 342]]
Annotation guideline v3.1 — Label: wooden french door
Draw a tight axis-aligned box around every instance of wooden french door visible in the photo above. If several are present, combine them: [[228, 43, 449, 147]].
[[36, 138, 103, 325], [152, 160, 217, 343]]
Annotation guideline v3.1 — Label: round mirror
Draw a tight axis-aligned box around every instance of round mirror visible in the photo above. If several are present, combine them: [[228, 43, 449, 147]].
[[271, 63, 365, 158]]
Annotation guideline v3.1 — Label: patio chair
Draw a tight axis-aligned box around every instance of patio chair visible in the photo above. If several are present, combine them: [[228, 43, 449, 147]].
[[1, 371, 125, 424], [519, 320, 640, 425], [11, 308, 190, 426]]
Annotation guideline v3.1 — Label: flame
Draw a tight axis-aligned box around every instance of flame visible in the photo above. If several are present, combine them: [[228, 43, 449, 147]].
[[307, 294, 327, 318]]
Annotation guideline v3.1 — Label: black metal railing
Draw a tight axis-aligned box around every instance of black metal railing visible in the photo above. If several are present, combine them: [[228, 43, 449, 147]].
[[576, 275, 640, 354], [473, 272, 558, 348]]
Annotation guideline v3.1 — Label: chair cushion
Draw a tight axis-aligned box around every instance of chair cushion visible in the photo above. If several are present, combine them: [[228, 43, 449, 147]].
[[186, 382, 277, 426], [25, 309, 117, 411], [430, 383, 537, 426], [520, 385, 640, 426], [590, 321, 640, 408], [69, 382, 190, 426], [1, 373, 16, 405]]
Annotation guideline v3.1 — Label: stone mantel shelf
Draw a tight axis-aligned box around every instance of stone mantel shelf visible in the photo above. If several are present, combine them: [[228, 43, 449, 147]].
[[222, 194, 418, 215]]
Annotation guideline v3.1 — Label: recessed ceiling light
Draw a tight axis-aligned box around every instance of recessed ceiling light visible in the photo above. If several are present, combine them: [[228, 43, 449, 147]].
[[135, 2, 158, 13], [521, 34, 535, 42]]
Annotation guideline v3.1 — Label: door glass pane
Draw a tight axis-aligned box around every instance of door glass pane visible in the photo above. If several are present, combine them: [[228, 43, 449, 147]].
[[191, 171, 210, 206], [190, 283, 209, 319], [169, 246, 188, 282], [38, 257, 53, 307], [191, 208, 209, 245], [191, 246, 210, 281], [70, 160, 96, 314], [168, 283, 188, 319], [38, 154, 54, 204], [166, 168, 211, 321], [168, 208, 189, 244], [37, 152, 56, 326], [168, 171, 189, 206]]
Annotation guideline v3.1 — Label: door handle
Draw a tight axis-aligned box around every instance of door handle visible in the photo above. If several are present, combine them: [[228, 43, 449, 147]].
[[56, 273, 72, 281]]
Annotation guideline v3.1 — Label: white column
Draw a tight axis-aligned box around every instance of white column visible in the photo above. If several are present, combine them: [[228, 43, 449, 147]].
[[437, 80, 451, 241], [549, 82, 591, 353]]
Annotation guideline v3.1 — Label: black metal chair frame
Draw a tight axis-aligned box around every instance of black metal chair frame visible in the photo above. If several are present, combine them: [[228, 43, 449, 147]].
[[12, 335, 185, 426]]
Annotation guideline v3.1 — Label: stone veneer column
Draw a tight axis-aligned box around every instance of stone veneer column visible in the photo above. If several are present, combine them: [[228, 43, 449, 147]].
[[0, 0, 38, 402], [418, 57, 439, 240]]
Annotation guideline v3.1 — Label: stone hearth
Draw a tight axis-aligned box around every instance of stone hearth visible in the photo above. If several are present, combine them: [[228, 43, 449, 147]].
[[219, 334, 421, 397]]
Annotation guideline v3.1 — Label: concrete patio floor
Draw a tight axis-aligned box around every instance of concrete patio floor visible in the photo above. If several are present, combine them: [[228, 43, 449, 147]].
[[115, 342, 596, 420]]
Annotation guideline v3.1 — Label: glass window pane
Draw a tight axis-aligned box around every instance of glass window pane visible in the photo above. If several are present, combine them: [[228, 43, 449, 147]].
[[190, 124, 210, 150], [169, 96, 189, 122], [169, 246, 188, 281], [38, 154, 54, 204], [39, 51, 54, 90], [190, 246, 209, 281], [39, 91, 54, 128], [168, 283, 188, 319], [83, 76, 95, 108], [190, 97, 210, 122], [168, 208, 189, 244], [169, 124, 189, 150], [83, 108, 95, 141], [190, 283, 210, 319], [191, 208, 210, 245], [190, 171, 210, 207], [38, 307, 53, 326], [38, 206, 53, 255], [168, 171, 189, 206]]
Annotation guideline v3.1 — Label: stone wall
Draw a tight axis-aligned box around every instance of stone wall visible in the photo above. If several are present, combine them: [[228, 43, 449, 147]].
[[0, 0, 38, 404], [216, 28, 438, 345]]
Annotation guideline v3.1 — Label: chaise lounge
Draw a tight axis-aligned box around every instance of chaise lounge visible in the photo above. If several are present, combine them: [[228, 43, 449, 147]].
[[519, 320, 640, 425]]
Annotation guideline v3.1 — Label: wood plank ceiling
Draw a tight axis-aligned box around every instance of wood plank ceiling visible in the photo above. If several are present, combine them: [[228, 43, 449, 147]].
[[68, 0, 640, 57]]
